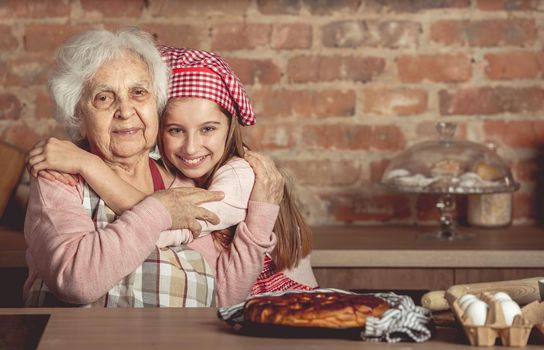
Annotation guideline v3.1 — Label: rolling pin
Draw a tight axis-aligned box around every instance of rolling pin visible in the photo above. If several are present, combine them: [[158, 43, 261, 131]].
[[421, 277, 543, 311]]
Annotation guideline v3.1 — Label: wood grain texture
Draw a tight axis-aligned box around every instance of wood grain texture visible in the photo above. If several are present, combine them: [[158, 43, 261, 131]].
[[1, 307, 542, 349], [313, 267, 454, 290]]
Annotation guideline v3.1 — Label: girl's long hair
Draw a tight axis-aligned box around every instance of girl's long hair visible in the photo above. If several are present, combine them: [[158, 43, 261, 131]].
[[159, 104, 312, 271]]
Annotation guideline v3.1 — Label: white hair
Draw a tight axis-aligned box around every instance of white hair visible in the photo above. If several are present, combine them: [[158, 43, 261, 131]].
[[49, 27, 169, 140]]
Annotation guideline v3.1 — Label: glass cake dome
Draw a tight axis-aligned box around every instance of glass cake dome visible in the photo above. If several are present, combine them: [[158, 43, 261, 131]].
[[381, 122, 519, 194]]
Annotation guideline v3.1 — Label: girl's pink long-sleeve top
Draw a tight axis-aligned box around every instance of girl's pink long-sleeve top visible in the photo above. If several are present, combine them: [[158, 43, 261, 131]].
[[24, 175, 278, 306]]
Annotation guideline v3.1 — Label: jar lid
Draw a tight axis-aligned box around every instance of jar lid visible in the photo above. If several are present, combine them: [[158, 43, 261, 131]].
[[381, 122, 519, 194]]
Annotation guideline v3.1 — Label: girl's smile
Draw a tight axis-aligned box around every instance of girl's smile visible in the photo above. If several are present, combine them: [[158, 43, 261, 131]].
[[161, 97, 229, 185]]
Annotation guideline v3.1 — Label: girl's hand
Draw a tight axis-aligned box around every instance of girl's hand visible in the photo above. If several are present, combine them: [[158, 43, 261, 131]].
[[244, 151, 284, 205], [26, 138, 92, 185]]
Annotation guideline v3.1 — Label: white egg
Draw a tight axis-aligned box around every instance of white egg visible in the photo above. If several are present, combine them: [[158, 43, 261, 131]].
[[500, 300, 521, 326], [465, 300, 488, 326], [458, 294, 478, 311], [494, 292, 512, 302]]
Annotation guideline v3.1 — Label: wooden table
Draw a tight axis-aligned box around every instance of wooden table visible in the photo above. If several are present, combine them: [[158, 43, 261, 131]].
[[0, 307, 540, 349]]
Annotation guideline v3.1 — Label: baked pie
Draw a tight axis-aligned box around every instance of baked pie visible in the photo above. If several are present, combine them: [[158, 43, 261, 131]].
[[243, 292, 390, 328]]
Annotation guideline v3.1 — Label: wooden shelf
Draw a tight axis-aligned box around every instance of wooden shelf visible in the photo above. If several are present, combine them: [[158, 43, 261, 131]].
[[311, 225, 544, 268], [3, 224, 544, 269]]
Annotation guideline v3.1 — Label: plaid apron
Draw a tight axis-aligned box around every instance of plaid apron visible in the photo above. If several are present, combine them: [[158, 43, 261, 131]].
[[26, 165, 215, 307]]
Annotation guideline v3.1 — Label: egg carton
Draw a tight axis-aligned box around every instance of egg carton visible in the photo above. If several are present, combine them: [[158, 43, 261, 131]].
[[451, 292, 540, 347]]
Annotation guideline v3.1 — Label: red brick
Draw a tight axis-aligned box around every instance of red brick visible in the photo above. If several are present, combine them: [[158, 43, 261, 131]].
[[483, 120, 544, 148], [303, 124, 371, 150], [344, 56, 386, 82], [440, 87, 544, 115], [278, 159, 360, 186], [24, 24, 95, 52], [2, 56, 53, 87], [415, 122, 468, 140], [484, 51, 544, 80], [430, 19, 536, 47], [252, 89, 355, 118], [477, 0, 542, 11], [287, 56, 342, 83], [212, 23, 271, 51], [288, 55, 385, 83], [0, 0, 71, 18], [370, 159, 390, 182], [362, 0, 469, 12], [397, 54, 472, 83], [324, 192, 411, 222], [369, 125, 406, 151], [305, 0, 360, 15], [271, 23, 311, 49], [512, 192, 535, 220], [0, 93, 22, 120], [257, 0, 301, 14], [302, 124, 405, 151], [141, 24, 202, 49], [81, 0, 144, 17], [363, 88, 427, 116], [0, 60, 7, 84], [241, 123, 295, 150], [0, 25, 18, 52], [1, 124, 41, 151], [34, 90, 55, 120], [227, 58, 281, 85], [322, 20, 420, 48], [148, 0, 251, 17], [512, 159, 538, 182]]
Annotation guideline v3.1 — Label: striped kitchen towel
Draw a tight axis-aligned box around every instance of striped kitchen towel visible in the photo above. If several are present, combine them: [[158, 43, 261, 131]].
[[217, 288, 431, 343]]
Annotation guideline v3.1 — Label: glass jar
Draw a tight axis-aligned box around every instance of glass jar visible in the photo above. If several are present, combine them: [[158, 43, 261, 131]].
[[467, 193, 512, 228]]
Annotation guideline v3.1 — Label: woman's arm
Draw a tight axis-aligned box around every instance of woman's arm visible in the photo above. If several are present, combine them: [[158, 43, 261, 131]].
[[24, 176, 170, 304], [27, 137, 147, 214], [25, 175, 222, 304]]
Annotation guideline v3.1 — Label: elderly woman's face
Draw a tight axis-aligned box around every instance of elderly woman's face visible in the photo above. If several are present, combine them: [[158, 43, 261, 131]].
[[79, 52, 158, 162]]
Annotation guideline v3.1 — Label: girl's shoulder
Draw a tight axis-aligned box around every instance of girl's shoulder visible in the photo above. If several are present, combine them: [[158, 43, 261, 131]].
[[212, 156, 255, 184], [217, 157, 253, 175], [223, 156, 250, 168]]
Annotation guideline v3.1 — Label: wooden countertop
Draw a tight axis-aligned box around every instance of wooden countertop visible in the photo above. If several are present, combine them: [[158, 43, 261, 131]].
[[3, 224, 544, 269], [2, 307, 540, 349]]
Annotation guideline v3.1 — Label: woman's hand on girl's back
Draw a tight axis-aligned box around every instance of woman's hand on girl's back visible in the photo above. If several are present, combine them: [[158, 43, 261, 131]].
[[26, 137, 91, 186], [244, 151, 284, 205]]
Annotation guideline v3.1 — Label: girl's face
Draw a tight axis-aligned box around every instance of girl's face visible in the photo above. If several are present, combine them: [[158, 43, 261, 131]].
[[161, 97, 229, 185]]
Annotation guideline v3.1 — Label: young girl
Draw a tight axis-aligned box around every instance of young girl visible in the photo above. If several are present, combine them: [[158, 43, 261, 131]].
[[28, 46, 318, 300]]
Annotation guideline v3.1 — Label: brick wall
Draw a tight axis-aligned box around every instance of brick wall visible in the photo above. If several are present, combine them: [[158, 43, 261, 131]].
[[1, 0, 544, 226]]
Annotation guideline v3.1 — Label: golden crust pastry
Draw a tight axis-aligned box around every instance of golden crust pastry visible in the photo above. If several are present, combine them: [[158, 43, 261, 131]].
[[431, 159, 462, 177], [473, 161, 502, 181], [243, 292, 390, 328]]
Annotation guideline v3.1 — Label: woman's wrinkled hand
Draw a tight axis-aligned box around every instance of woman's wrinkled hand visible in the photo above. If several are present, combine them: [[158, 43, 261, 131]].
[[153, 187, 224, 237], [244, 150, 284, 205], [26, 137, 88, 186]]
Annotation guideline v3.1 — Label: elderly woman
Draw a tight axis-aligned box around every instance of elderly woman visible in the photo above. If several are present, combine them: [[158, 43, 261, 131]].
[[24, 28, 283, 307]]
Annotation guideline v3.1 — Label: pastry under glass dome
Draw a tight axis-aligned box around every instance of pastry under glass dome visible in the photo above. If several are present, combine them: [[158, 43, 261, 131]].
[[381, 122, 519, 240]]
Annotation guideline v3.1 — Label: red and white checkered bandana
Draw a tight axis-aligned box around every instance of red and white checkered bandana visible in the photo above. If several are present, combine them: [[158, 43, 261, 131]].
[[158, 45, 255, 126]]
